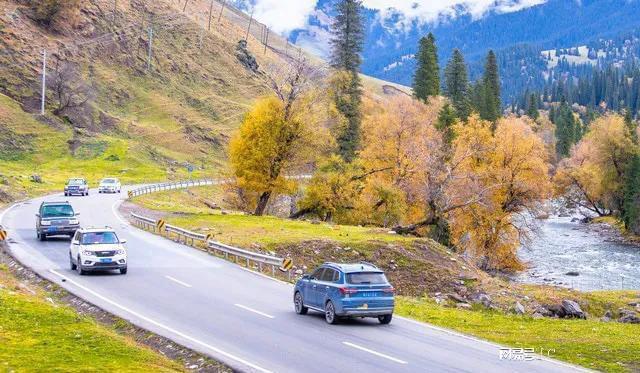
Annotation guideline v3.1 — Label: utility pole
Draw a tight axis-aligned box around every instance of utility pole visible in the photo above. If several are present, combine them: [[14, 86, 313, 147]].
[[217, 0, 226, 23], [263, 28, 269, 54], [244, 9, 254, 42], [40, 49, 46, 115], [207, 0, 214, 31], [147, 27, 153, 72]]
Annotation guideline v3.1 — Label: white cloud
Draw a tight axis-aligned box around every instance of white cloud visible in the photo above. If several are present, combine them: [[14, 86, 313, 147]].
[[252, 0, 319, 34], [250, 0, 547, 35], [362, 0, 548, 25]]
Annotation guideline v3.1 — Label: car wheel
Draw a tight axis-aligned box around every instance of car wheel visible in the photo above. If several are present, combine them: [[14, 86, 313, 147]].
[[294, 292, 308, 315], [77, 256, 86, 275], [378, 314, 393, 325], [120, 267, 127, 275], [64, 192, 68, 197], [325, 301, 339, 325], [39, 232, 46, 241], [69, 253, 77, 271]]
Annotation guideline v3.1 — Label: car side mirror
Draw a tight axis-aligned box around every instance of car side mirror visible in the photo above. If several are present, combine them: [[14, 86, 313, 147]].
[[120, 239, 127, 244], [35, 213, 40, 217], [71, 240, 80, 245], [75, 213, 80, 216]]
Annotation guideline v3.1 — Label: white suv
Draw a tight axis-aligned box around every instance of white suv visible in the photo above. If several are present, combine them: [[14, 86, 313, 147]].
[[98, 177, 122, 194], [70, 227, 128, 275]]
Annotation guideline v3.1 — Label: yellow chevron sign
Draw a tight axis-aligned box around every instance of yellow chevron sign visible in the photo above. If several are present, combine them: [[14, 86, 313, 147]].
[[128, 191, 133, 199], [0, 229, 7, 241], [156, 219, 166, 231], [281, 258, 293, 271], [206, 233, 214, 241]]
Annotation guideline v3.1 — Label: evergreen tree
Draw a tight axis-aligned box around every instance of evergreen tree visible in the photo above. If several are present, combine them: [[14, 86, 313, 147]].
[[481, 50, 501, 122], [622, 154, 640, 232], [413, 33, 439, 102], [444, 49, 471, 120], [527, 93, 540, 120], [555, 98, 577, 157], [436, 103, 457, 145], [625, 109, 638, 143], [330, 0, 365, 162]]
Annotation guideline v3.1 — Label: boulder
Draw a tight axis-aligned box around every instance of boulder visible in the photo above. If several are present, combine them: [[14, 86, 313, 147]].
[[448, 293, 466, 303], [533, 306, 553, 317], [30, 174, 43, 183], [561, 300, 586, 319], [601, 310, 612, 322], [618, 309, 640, 324], [470, 293, 492, 308], [565, 271, 580, 276], [514, 302, 525, 315], [456, 302, 472, 309]]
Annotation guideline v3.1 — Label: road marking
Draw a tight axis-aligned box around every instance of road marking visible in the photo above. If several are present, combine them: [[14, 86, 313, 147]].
[[165, 275, 192, 288], [234, 304, 275, 319], [342, 342, 408, 365], [111, 200, 129, 225], [49, 269, 272, 373]]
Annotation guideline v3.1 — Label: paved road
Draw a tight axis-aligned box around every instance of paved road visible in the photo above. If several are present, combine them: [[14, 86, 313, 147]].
[[1, 187, 585, 373]]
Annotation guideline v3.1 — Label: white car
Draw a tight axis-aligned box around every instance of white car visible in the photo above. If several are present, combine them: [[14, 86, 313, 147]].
[[98, 177, 121, 194], [69, 227, 128, 275]]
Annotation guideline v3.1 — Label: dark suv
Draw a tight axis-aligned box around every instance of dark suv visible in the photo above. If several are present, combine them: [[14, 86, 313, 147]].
[[36, 201, 80, 241], [294, 262, 395, 325], [64, 178, 89, 196]]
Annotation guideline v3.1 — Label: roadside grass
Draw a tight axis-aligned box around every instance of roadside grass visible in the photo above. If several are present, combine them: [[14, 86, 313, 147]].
[[396, 297, 640, 373], [0, 265, 183, 372]]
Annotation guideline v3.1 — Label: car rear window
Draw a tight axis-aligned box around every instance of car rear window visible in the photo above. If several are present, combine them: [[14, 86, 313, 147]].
[[346, 272, 388, 285], [80, 232, 119, 245], [68, 179, 85, 185], [42, 205, 75, 218], [102, 179, 116, 184]]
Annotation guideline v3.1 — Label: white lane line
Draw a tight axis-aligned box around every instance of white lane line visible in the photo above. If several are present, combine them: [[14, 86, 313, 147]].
[[342, 342, 408, 365], [0, 202, 20, 227], [165, 275, 192, 288], [234, 304, 275, 319], [111, 200, 128, 225], [49, 269, 272, 373]]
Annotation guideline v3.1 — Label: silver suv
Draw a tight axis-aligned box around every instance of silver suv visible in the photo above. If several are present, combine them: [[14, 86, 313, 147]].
[[70, 227, 128, 275]]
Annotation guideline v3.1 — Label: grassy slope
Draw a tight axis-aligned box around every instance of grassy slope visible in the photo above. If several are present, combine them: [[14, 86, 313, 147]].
[[396, 298, 640, 373], [0, 265, 183, 372]]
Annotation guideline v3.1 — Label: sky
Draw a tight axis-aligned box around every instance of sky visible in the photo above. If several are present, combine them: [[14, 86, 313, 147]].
[[251, 0, 548, 34]]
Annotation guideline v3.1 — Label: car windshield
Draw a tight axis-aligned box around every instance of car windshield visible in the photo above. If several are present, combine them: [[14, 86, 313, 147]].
[[41, 205, 75, 218], [101, 179, 116, 184], [68, 179, 85, 186], [80, 232, 119, 245], [346, 272, 388, 285]]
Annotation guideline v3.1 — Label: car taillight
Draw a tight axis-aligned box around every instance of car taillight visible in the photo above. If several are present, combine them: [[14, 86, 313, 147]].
[[383, 287, 395, 295], [339, 287, 358, 297]]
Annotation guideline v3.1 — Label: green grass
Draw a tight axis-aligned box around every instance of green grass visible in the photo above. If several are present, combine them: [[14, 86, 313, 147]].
[[0, 266, 183, 372], [396, 297, 640, 373]]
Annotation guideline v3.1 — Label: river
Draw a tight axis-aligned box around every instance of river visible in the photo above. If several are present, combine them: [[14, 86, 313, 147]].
[[516, 215, 640, 291]]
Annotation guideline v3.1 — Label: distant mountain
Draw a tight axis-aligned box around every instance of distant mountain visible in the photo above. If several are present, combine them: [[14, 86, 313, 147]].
[[284, 0, 640, 105]]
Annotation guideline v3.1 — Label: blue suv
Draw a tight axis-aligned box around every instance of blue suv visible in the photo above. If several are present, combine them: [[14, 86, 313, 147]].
[[293, 262, 395, 325]]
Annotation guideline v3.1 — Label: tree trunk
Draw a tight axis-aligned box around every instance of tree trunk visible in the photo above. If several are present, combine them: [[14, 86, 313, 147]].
[[255, 191, 272, 216]]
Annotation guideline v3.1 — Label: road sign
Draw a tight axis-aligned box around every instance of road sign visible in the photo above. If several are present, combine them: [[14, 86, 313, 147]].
[[0, 229, 7, 241], [128, 190, 133, 199], [206, 233, 214, 241], [156, 219, 166, 231], [280, 258, 293, 272]]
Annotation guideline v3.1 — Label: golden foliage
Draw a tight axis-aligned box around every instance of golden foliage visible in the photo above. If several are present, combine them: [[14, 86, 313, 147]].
[[448, 116, 551, 271], [554, 114, 639, 215]]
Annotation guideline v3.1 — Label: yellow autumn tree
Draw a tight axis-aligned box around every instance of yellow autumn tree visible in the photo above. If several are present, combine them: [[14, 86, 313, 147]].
[[448, 116, 551, 271], [555, 114, 638, 215]]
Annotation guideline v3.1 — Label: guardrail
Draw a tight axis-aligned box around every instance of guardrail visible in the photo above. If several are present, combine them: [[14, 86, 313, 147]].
[[128, 179, 225, 198], [130, 213, 290, 278]]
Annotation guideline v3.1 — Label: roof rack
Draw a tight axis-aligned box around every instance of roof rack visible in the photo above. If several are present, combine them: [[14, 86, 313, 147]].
[[359, 261, 379, 269]]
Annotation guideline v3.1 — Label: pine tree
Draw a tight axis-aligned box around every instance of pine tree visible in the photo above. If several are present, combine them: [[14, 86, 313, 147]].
[[444, 49, 471, 120], [413, 33, 439, 102], [436, 103, 457, 145], [481, 50, 501, 122], [622, 154, 640, 233], [555, 98, 577, 157], [527, 93, 540, 120], [625, 109, 638, 143], [330, 0, 365, 162]]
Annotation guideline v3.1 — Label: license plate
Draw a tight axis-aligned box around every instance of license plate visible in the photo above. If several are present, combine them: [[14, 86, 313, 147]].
[[47, 227, 57, 233], [361, 292, 377, 297], [100, 258, 112, 263]]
